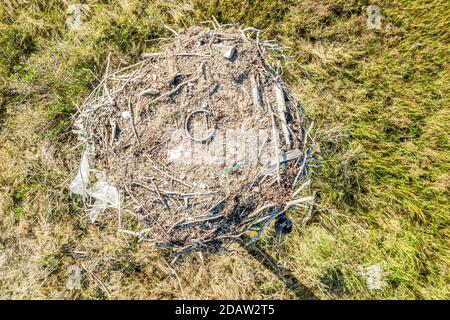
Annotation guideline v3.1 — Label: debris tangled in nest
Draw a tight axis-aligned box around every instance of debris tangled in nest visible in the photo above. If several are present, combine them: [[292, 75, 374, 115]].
[[71, 23, 316, 256]]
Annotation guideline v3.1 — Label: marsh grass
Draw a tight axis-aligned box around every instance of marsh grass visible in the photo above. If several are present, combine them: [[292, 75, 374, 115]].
[[0, 0, 448, 299]]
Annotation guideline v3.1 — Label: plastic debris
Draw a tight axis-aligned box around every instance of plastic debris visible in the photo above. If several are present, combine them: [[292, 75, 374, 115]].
[[69, 149, 90, 196], [69, 150, 119, 222], [88, 172, 119, 222]]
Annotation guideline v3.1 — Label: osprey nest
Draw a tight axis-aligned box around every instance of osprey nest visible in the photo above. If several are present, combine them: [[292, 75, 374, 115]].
[[71, 25, 315, 256]]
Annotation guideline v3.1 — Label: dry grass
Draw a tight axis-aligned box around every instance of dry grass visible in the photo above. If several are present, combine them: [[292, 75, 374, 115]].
[[0, 0, 448, 299]]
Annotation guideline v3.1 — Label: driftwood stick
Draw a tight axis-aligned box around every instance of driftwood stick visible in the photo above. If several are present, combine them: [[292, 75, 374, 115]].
[[251, 195, 314, 227], [127, 97, 141, 147], [150, 177, 169, 210], [109, 119, 118, 146], [141, 169, 193, 188], [174, 213, 224, 228], [113, 66, 141, 96], [131, 181, 217, 197], [141, 52, 162, 59], [260, 149, 301, 177], [103, 52, 114, 105], [160, 190, 218, 197], [284, 195, 315, 208], [302, 191, 317, 226], [175, 52, 210, 57], [141, 75, 200, 113], [164, 24, 179, 37], [274, 81, 291, 148], [293, 121, 314, 186], [292, 179, 311, 197], [250, 73, 263, 110], [211, 15, 222, 31], [270, 110, 299, 142], [246, 203, 276, 221], [267, 98, 281, 183]]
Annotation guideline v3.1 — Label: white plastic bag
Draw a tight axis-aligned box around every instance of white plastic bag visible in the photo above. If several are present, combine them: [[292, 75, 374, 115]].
[[69, 149, 119, 222]]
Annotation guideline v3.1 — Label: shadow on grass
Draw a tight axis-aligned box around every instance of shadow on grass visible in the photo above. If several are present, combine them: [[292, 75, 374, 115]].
[[241, 235, 319, 300]]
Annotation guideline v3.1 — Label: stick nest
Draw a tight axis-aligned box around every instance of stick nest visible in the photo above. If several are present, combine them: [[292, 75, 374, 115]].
[[74, 25, 315, 256]]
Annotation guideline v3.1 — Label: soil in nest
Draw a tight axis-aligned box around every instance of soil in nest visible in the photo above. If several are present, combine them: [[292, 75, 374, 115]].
[[77, 26, 311, 255]]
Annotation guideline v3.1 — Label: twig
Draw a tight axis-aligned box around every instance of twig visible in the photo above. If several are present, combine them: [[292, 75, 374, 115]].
[[162, 260, 186, 299], [161, 190, 218, 197], [250, 73, 263, 110], [284, 195, 315, 208], [267, 98, 281, 183], [149, 177, 170, 210], [292, 179, 311, 197], [141, 52, 162, 59], [175, 52, 210, 57], [103, 52, 114, 105], [164, 24, 179, 37], [81, 264, 111, 298], [211, 15, 222, 31], [141, 75, 200, 113], [127, 97, 141, 147], [141, 167, 193, 188], [109, 119, 118, 145], [302, 191, 317, 225], [293, 121, 314, 186], [274, 81, 291, 147], [117, 192, 130, 246], [131, 181, 217, 197]]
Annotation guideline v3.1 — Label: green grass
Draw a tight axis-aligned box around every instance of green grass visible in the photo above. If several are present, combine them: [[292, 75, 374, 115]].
[[0, 0, 448, 299]]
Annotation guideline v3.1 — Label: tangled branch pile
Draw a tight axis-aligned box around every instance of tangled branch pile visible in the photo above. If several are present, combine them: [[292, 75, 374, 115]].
[[72, 23, 315, 255]]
